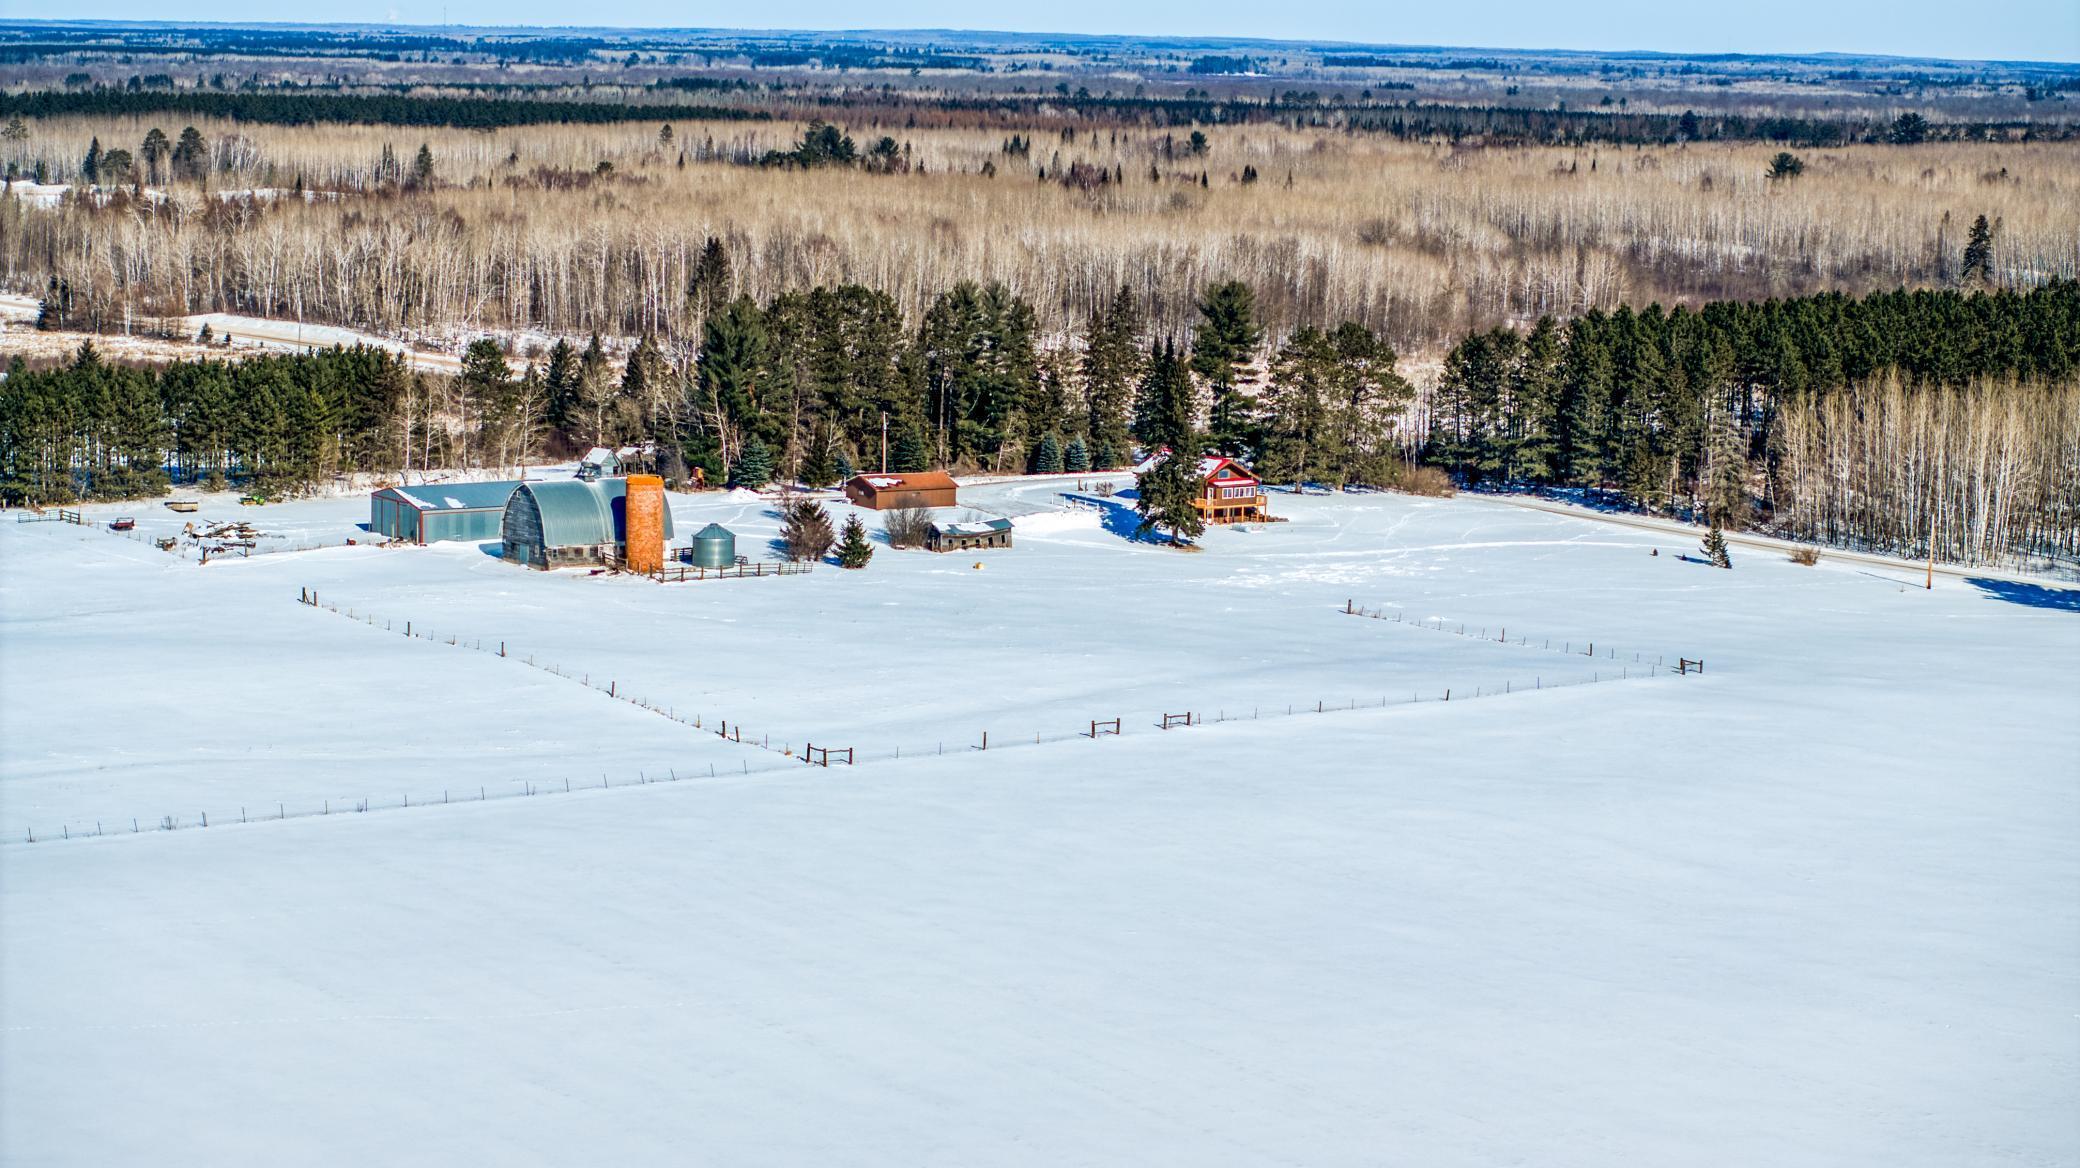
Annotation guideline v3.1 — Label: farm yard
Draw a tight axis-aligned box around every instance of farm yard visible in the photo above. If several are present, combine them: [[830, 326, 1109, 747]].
[[2, 478, 2076, 1166]]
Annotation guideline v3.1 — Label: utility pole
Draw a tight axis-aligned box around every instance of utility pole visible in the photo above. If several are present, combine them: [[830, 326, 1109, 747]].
[[880, 411, 888, 473], [1926, 504, 1937, 590]]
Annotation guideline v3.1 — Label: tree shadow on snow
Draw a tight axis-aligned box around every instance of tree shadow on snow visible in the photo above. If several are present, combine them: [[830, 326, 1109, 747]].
[[1087, 491, 1163, 544], [1968, 578, 2080, 613]]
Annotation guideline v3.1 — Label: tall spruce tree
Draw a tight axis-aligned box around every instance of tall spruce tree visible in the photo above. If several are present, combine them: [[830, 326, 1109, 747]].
[[1960, 215, 1996, 286], [1135, 454, 1206, 546], [1132, 339, 1195, 453], [1081, 285, 1143, 465], [688, 235, 732, 317], [1259, 326, 1336, 489], [1190, 279, 1263, 457]]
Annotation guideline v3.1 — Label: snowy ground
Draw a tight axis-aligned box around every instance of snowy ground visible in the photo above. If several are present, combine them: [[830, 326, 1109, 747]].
[[2, 482, 2075, 1166]]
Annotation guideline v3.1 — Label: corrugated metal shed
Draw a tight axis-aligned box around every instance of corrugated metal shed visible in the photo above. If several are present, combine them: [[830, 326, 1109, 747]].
[[500, 478, 675, 569], [370, 481, 522, 544]]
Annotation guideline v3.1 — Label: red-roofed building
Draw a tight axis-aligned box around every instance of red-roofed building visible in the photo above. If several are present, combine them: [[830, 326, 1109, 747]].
[[842, 471, 960, 510], [1132, 449, 1270, 524]]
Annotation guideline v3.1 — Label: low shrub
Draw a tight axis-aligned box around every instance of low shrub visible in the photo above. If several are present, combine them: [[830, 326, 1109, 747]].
[[883, 504, 931, 549]]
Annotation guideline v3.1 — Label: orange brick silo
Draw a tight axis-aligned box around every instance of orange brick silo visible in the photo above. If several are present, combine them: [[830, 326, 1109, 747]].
[[624, 474, 665, 574]]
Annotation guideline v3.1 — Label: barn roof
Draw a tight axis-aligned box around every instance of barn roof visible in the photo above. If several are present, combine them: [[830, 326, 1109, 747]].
[[510, 478, 673, 548], [580, 446, 619, 465], [929, 514, 1013, 537], [375, 481, 522, 512], [850, 471, 958, 493]]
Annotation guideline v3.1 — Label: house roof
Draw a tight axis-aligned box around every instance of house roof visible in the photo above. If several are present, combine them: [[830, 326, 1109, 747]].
[[849, 471, 958, 493], [580, 446, 619, 465], [1131, 449, 1259, 484], [509, 478, 673, 548], [375, 481, 523, 512]]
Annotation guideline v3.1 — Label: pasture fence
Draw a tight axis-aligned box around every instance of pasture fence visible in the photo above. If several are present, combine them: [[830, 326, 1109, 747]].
[[7, 591, 1696, 848]]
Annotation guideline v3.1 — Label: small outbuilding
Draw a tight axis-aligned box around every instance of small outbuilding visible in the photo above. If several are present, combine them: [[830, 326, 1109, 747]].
[[370, 481, 522, 545], [843, 471, 959, 510], [501, 477, 674, 570], [925, 514, 1013, 553], [686, 522, 738, 569], [578, 447, 622, 481]]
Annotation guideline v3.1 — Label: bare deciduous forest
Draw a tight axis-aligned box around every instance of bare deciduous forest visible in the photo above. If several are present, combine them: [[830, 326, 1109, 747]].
[[7, 118, 2077, 348]]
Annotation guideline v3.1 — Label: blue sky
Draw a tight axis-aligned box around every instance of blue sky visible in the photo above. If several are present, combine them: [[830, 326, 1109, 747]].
[[11, 0, 2079, 63]]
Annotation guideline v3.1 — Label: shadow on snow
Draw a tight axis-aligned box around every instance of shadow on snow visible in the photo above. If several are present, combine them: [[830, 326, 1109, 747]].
[[1968, 577, 2080, 613]]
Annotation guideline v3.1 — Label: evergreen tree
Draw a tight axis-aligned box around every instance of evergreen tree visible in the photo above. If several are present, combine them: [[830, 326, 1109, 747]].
[[1701, 519, 1732, 568], [688, 235, 732, 317], [731, 435, 773, 489], [1960, 214, 1996, 286], [1559, 314, 1616, 483], [780, 495, 836, 561], [1132, 339, 1195, 452], [411, 143, 436, 189], [917, 280, 1039, 466], [892, 426, 928, 472], [835, 452, 856, 483], [799, 420, 839, 487], [1063, 436, 1091, 473], [140, 127, 169, 184], [82, 137, 101, 184], [1191, 279, 1263, 456], [1703, 400, 1748, 526], [542, 338, 579, 441], [1511, 317, 1565, 482], [170, 126, 207, 182], [1081, 285, 1142, 465], [1135, 454, 1206, 546], [1259, 326, 1336, 488], [1032, 432, 1064, 474], [835, 512, 874, 569], [694, 296, 767, 478], [1765, 151, 1804, 181]]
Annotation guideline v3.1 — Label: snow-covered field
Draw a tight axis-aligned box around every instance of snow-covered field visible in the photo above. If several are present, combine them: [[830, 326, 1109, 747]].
[[2, 482, 2075, 1166]]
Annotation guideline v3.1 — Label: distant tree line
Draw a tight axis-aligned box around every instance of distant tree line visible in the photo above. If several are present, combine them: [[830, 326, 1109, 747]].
[[1422, 282, 2080, 567], [0, 91, 767, 130], [5, 86, 2063, 146]]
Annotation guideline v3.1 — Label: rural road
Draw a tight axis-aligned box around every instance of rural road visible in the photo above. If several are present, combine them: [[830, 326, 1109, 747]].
[[0, 293, 465, 373], [1477, 493, 2074, 589]]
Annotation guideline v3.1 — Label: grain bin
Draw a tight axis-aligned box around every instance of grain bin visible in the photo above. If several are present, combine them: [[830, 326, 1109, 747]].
[[624, 474, 666, 574], [689, 522, 736, 569]]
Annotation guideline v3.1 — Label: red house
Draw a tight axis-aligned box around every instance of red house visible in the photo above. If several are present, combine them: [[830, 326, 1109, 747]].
[[1132, 449, 1270, 524]]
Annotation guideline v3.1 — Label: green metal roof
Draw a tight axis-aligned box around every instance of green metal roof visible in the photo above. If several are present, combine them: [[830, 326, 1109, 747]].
[[510, 479, 673, 548], [374, 480, 522, 512]]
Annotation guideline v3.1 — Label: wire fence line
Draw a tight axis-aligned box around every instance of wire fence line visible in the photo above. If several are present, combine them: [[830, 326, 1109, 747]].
[[294, 587, 810, 764], [1341, 600, 1695, 673], [7, 592, 1692, 848]]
